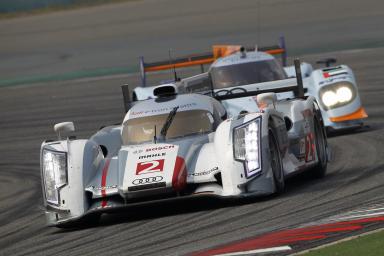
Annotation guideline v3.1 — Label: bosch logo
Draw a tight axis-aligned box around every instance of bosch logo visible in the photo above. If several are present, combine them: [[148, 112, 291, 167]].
[[146, 145, 175, 152], [132, 176, 163, 185]]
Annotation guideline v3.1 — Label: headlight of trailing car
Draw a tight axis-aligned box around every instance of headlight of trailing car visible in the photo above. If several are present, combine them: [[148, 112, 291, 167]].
[[233, 118, 261, 177], [42, 149, 67, 205], [319, 82, 356, 110]]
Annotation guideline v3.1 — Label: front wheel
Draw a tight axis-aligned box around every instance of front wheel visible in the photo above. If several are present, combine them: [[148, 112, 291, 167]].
[[311, 116, 328, 178], [269, 128, 285, 194]]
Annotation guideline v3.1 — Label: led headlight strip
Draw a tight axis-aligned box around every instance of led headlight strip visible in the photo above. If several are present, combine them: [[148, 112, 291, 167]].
[[233, 117, 262, 178], [42, 149, 68, 205], [319, 82, 356, 110]]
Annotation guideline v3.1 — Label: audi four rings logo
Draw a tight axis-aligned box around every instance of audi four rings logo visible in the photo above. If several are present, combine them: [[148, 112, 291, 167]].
[[132, 176, 163, 185]]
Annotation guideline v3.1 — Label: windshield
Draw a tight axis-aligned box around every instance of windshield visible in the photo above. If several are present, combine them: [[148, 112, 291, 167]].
[[122, 109, 214, 145], [210, 59, 287, 89]]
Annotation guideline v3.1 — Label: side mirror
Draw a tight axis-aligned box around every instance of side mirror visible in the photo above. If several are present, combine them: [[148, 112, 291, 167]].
[[54, 122, 75, 140], [256, 92, 277, 109]]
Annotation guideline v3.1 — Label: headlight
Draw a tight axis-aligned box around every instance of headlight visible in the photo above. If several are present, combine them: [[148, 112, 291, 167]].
[[336, 87, 353, 103], [319, 82, 356, 110], [322, 91, 338, 107], [233, 118, 261, 177], [42, 149, 67, 205]]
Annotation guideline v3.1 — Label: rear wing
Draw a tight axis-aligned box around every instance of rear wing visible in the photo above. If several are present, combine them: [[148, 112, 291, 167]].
[[122, 58, 305, 112], [139, 36, 287, 87]]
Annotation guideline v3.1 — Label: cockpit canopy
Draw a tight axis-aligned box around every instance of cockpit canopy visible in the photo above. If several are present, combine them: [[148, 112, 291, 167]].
[[122, 109, 214, 145], [209, 53, 287, 89]]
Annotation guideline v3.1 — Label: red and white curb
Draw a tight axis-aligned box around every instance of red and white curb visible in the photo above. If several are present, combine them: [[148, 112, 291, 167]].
[[192, 203, 384, 256]]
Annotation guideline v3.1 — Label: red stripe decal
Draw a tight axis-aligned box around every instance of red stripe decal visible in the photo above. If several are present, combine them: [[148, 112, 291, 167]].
[[305, 132, 315, 162], [172, 156, 187, 191], [310, 132, 315, 161], [101, 159, 111, 208]]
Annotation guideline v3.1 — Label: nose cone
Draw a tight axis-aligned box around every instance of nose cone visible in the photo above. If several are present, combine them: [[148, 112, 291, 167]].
[[119, 144, 187, 196]]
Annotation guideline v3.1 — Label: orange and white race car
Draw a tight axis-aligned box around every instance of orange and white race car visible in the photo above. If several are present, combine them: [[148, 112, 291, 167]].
[[132, 37, 367, 132]]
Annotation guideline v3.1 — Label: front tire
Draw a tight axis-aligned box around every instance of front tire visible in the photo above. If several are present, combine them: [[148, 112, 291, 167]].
[[269, 128, 285, 194], [311, 115, 328, 178]]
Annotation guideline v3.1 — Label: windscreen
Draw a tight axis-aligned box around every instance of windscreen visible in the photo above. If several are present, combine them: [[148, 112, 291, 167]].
[[122, 110, 214, 145], [210, 59, 287, 89]]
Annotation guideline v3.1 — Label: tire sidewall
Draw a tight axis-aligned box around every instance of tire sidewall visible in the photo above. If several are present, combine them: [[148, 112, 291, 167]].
[[269, 127, 285, 194]]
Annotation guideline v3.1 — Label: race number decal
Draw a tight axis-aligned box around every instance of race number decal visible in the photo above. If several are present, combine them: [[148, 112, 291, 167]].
[[136, 159, 165, 175]]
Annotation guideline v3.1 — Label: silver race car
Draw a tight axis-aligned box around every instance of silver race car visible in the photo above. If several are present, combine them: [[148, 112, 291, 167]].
[[134, 37, 367, 131], [40, 67, 327, 227]]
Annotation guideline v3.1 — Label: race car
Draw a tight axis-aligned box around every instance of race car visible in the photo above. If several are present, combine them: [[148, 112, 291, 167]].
[[132, 37, 367, 131], [40, 68, 328, 227]]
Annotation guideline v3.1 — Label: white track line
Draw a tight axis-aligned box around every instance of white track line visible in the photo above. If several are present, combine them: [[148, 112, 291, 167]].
[[214, 246, 292, 256], [300, 204, 384, 227], [343, 207, 384, 214], [330, 211, 384, 221]]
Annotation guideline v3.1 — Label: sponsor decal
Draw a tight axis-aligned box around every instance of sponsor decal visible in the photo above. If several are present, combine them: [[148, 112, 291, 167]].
[[319, 76, 348, 86], [138, 152, 166, 159], [299, 110, 315, 162], [146, 145, 175, 152], [136, 159, 165, 175], [305, 132, 315, 162], [132, 145, 175, 155], [132, 149, 144, 154], [123, 145, 178, 191], [301, 109, 313, 134], [323, 69, 348, 79], [130, 103, 197, 116], [91, 185, 118, 190], [189, 167, 219, 177], [299, 138, 306, 155], [132, 176, 163, 185]]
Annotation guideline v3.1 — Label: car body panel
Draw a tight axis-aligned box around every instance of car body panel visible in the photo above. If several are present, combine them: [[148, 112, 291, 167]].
[[41, 83, 326, 227], [133, 50, 367, 131]]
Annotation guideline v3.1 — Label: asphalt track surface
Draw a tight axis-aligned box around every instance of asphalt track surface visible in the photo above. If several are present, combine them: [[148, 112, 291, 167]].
[[1, 0, 384, 81], [1, 0, 384, 255]]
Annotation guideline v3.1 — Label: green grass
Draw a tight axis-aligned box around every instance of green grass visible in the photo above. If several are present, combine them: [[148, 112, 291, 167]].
[[302, 229, 384, 256]]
